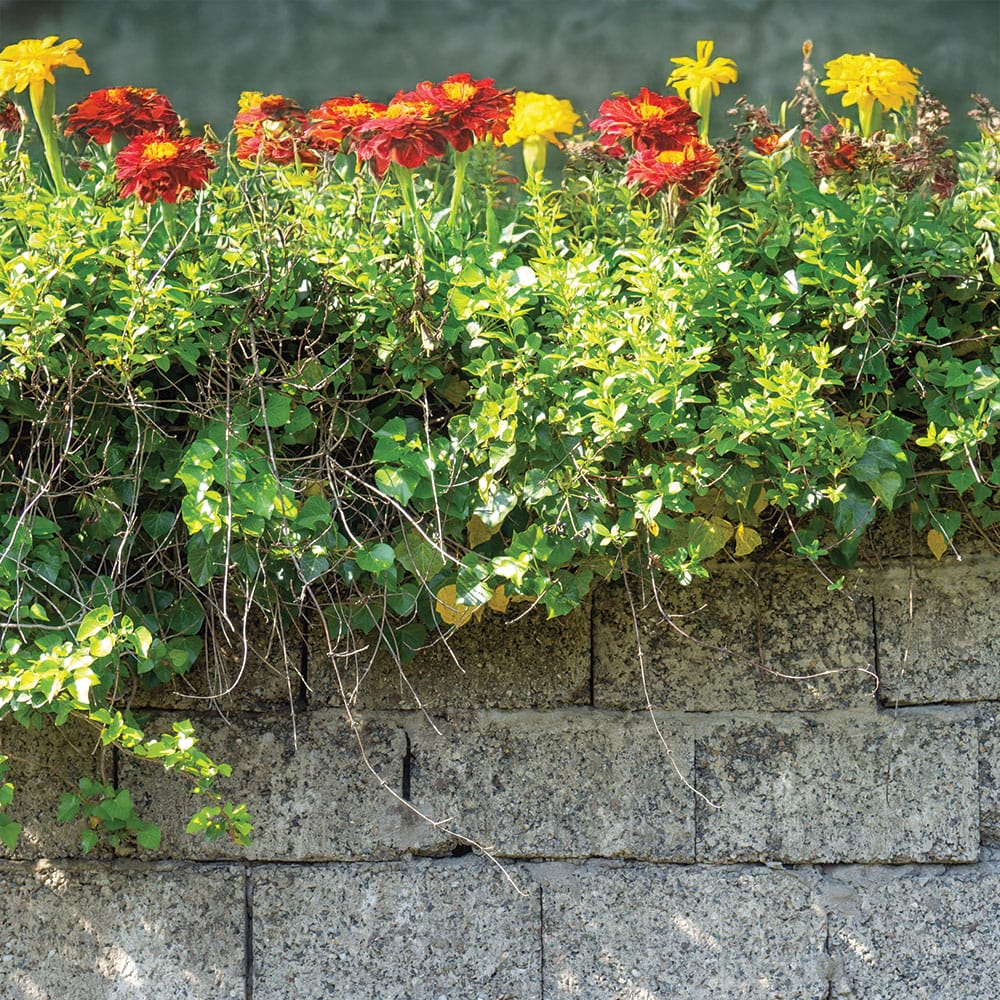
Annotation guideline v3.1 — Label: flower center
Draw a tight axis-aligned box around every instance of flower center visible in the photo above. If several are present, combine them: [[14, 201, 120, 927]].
[[637, 103, 665, 120], [106, 88, 129, 105], [143, 140, 179, 162], [443, 81, 476, 102]]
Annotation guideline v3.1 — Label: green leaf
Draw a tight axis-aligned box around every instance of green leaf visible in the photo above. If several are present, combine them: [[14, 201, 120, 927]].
[[136, 824, 161, 851], [355, 543, 395, 573], [0, 818, 21, 852], [57, 792, 81, 823], [264, 392, 292, 428], [77, 605, 114, 642]]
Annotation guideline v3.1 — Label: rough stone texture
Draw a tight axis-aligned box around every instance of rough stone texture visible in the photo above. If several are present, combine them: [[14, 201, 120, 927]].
[[0, 717, 110, 860], [540, 861, 828, 999], [134, 610, 306, 712], [695, 708, 979, 863], [5, 1, 992, 142], [593, 566, 877, 711], [251, 858, 541, 999], [309, 601, 591, 710], [874, 558, 1000, 705], [406, 709, 694, 860], [118, 709, 417, 861], [825, 863, 1000, 999], [979, 703, 1000, 846], [0, 860, 245, 999]]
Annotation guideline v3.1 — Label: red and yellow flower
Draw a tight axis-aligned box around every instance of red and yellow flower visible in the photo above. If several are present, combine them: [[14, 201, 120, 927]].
[[115, 130, 215, 203], [409, 73, 514, 150], [589, 88, 700, 157], [66, 87, 180, 144], [305, 96, 387, 153], [625, 140, 720, 198], [353, 97, 452, 176]]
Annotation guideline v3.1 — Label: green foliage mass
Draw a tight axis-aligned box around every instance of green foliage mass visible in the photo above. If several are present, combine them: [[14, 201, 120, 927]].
[[1, 104, 998, 852]]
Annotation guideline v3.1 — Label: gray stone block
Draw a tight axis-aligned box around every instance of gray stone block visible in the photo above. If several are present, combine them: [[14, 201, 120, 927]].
[[251, 858, 541, 999], [540, 861, 828, 999], [979, 703, 1000, 846], [695, 709, 979, 863], [309, 601, 591, 710], [0, 860, 245, 999], [874, 557, 1000, 704], [0, 717, 110, 860], [134, 610, 306, 712], [406, 709, 694, 860], [118, 709, 417, 860], [593, 565, 877, 712], [825, 863, 1000, 999]]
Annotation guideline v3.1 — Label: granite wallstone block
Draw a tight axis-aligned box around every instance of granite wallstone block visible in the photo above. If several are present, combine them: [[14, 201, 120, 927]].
[[0, 860, 245, 1000], [873, 558, 1000, 704], [119, 709, 416, 861], [695, 708, 979, 863], [539, 861, 828, 999], [405, 709, 694, 860], [308, 601, 591, 710], [593, 565, 877, 712], [978, 702, 1000, 845], [251, 858, 541, 999], [0, 717, 109, 860], [825, 863, 1000, 999]]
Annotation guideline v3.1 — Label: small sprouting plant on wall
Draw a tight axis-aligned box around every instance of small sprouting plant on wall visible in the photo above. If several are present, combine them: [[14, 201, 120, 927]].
[[0, 35, 997, 853]]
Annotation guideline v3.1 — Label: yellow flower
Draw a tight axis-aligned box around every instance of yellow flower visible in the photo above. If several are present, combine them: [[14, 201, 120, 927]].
[[501, 91, 580, 181], [822, 53, 919, 137], [666, 40, 737, 140], [502, 91, 579, 146], [0, 36, 90, 106]]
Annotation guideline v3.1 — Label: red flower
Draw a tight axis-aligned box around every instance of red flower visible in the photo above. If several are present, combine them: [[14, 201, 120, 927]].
[[66, 87, 180, 144], [115, 131, 214, 203], [625, 141, 720, 198], [801, 124, 861, 175], [409, 73, 515, 150], [353, 97, 452, 176], [305, 96, 387, 153], [590, 89, 700, 157], [0, 96, 21, 133]]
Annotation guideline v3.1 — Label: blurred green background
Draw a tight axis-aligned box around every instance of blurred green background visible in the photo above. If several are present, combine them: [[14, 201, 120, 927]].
[[3, 0, 997, 141]]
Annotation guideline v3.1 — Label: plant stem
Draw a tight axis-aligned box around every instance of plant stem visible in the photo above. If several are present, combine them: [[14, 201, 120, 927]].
[[30, 82, 69, 196]]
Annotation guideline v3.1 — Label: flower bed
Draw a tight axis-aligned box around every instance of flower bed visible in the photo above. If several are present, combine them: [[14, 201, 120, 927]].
[[0, 36, 998, 851]]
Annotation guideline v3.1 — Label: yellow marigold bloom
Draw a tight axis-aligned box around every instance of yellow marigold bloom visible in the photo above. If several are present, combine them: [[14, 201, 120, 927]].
[[822, 52, 919, 137], [502, 91, 579, 146], [666, 40, 737, 140], [502, 91, 580, 181], [0, 36, 90, 106]]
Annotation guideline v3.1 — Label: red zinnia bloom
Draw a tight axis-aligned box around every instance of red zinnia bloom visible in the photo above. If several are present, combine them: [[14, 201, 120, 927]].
[[0, 96, 21, 133], [409, 73, 515, 150], [66, 87, 180, 144], [353, 97, 452, 176], [590, 89, 700, 157], [625, 140, 720, 198], [305, 95, 387, 153], [115, 130, 215, 203]]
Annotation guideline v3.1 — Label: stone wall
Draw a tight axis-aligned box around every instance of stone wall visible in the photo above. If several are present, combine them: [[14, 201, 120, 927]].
[[3, 0, 996, 142], [2, 549, 999, 998]]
